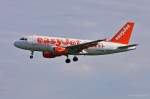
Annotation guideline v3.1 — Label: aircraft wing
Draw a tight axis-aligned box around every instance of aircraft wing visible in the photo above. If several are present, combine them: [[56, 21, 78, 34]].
[[64, 39, 106, 54]]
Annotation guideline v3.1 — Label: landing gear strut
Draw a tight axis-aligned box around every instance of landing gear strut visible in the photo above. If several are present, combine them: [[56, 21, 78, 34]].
[[30, 51, 34, 59]]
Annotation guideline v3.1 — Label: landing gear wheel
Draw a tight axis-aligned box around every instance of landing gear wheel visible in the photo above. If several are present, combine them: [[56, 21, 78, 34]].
[[30, 55, 33, 59], [65, 59, 71, 63], [73, 56, 78, 62]]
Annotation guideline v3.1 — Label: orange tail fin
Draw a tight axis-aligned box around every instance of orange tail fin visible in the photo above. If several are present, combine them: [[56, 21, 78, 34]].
[[110, 22, 135, 45]]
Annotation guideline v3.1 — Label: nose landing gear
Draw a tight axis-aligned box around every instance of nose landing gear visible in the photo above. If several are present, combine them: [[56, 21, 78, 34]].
[[30, 51, 34, 59]]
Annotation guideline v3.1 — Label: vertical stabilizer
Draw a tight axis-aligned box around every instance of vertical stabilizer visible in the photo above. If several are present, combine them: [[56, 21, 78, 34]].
[[110, 22, 134, 45]]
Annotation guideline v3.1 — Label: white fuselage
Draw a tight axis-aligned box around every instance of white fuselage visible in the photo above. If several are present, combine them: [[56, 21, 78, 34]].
[[14, 35, 136, 55]]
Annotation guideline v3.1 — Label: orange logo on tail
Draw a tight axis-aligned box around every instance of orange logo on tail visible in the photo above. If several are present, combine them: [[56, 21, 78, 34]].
[[115, 24, 130, 40]]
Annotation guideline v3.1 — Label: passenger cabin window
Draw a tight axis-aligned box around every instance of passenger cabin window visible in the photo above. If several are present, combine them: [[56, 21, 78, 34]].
[[20, 37, 27, 41]]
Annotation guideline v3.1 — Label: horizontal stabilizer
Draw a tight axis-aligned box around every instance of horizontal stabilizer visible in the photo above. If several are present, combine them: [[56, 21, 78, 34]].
[[118, 44, 138, 49]]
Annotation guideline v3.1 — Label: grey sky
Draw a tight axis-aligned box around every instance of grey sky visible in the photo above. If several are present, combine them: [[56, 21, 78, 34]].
[[0, 0, 150, 99]]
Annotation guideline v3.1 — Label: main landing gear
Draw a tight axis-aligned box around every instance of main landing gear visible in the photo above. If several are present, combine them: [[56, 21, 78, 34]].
[[73, 56, 78, 62], [65, 58, 71, 63], [30, 51, 34, 59], [65, 55, 78, 63]]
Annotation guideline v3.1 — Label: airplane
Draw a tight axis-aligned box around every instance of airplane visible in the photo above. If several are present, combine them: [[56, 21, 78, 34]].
[[14, 21, 138, 63]]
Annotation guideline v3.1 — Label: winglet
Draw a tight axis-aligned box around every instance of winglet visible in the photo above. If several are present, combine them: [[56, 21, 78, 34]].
[[110, 21, 135, 45]]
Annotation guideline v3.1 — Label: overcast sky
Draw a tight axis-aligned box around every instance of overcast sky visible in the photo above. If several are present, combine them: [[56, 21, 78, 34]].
[[0, 0, 150, 99]]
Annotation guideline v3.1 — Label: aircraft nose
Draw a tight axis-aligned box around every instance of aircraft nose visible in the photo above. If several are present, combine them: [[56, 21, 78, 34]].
[[14, 41, 21, 48]]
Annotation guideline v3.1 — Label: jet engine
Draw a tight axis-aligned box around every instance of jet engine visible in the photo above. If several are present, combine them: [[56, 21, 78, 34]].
[[42, 47, 68, 58]]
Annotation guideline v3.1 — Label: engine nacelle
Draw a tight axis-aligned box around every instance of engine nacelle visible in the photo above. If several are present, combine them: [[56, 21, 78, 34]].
[[43, 51, 55, 58], [42, 47, 68, 58]]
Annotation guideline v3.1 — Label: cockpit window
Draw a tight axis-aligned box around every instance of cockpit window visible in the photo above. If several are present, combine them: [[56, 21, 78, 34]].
[[20, 37, 27, 41]]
